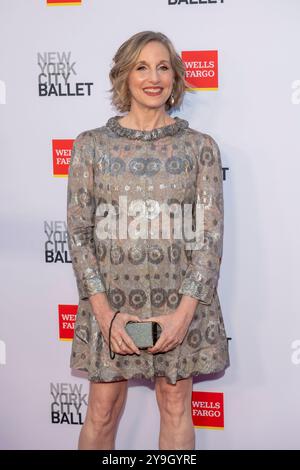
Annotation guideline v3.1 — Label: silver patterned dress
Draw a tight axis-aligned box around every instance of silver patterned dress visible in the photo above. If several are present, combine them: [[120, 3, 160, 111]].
[[67, 115, 230, 384]]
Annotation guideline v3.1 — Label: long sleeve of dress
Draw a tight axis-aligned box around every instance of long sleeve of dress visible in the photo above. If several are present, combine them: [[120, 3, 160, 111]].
[[67, 131, 106, 300], [178, 133, 224, 305]]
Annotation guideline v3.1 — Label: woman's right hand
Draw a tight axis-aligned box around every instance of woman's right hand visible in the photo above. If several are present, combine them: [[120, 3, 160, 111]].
[[96, 306, 141, 356], [89, 292, 141, 355]]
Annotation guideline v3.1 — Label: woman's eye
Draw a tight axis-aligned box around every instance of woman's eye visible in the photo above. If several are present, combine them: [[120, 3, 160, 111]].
[[136, 65, 169, 71]]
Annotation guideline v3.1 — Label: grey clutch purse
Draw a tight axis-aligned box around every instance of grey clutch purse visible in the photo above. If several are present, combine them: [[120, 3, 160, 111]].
[[125, 321, 162, 349]]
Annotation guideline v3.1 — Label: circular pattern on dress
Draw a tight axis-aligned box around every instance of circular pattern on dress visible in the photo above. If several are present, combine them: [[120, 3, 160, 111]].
[[145, 158, 161, 176], [167, 289, 181, 309], [165, 156, 183, 174], [129, 158, 146, 176], [205, 323, 218, 345], [109, 288, 126, 309], [128, 245, 146, 265], [129, 289, 147, 309], [148, 245, 164, 264], [110, 157, 126, 176], [187, 329, 202, 349], [167, 243, 181, 264], [151, 288, 167, 308], [200, 145, 215, 167], [110, 245, 124, 265]]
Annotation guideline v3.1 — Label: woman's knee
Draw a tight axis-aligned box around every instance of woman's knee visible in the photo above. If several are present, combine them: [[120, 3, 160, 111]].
[[86, 381, 127, 430], [87, 398, 114, 430], [156, 378, 192, 420]]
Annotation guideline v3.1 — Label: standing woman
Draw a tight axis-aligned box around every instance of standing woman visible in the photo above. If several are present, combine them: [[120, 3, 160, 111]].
[[67, 31, 229, 450]]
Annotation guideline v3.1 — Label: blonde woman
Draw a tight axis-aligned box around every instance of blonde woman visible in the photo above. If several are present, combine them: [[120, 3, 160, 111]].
[[67, 31, 229, 450]]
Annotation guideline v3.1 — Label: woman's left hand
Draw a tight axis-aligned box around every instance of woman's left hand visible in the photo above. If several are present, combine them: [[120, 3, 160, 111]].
[[145, 308, 195, 354]]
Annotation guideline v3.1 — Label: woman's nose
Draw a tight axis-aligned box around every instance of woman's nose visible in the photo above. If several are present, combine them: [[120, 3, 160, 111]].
[[148, 68, 160, 83]]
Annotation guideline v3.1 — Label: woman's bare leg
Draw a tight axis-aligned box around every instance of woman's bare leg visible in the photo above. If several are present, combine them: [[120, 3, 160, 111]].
[[155, 376, 195, 450], [78, 380, 128, 450]]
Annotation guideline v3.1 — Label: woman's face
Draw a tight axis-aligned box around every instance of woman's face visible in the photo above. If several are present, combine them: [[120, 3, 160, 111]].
[[127, 41, 174, 112]]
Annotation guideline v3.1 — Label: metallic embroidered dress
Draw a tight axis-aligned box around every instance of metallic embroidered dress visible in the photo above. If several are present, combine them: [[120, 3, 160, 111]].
[[67, 116, 230, 384]]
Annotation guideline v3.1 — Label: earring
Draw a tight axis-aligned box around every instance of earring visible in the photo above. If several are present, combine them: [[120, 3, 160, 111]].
[[169, 92, 175, 106]]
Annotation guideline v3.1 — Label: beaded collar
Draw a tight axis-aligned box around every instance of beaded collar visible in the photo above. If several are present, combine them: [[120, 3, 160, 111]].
[[106, 115, 189, 141]]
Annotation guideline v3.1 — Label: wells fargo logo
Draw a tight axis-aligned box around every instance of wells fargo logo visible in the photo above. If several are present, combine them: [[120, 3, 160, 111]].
[[181, 50, 218, 90], [47, 0, 82, 6], [58, 304, 78, 340], [192, 391, 224, 429], [52, 139, 74, 177]]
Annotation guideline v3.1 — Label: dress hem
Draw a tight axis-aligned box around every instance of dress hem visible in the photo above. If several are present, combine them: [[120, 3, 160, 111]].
[[70, 359, 230, 385]]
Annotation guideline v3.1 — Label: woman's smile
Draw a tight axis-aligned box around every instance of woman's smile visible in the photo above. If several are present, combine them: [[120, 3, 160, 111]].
[[143, 87, 164, 96]]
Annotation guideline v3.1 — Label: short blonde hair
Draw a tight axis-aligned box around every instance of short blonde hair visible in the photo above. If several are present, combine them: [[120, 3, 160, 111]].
[[109, 31, 187, 113]]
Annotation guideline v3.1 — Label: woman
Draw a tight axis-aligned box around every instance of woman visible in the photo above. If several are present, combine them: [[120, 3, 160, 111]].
[[67, 31, 229, 450]]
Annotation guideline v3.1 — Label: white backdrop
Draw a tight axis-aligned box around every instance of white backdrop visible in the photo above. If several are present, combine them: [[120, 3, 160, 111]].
[[1, 0, 300, 450]]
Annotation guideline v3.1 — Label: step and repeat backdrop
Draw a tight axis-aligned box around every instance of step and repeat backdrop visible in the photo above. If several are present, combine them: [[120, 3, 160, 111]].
[[1, 0, 300, 450]]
